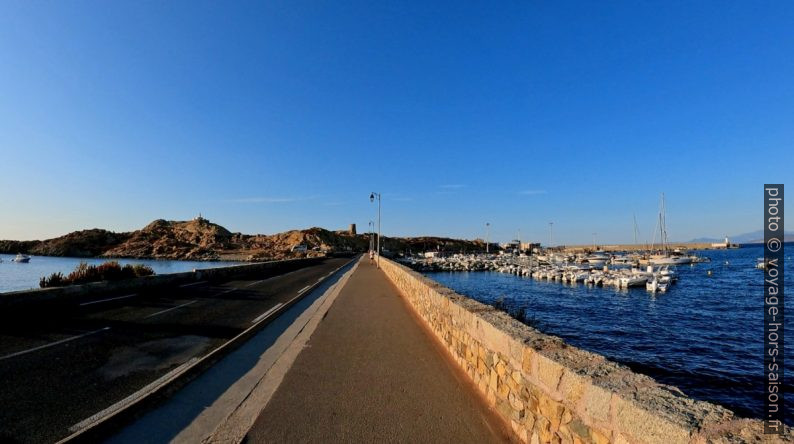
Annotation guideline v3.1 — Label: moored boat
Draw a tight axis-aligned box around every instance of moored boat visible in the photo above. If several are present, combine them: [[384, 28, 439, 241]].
[[13, 253, 30, 263]]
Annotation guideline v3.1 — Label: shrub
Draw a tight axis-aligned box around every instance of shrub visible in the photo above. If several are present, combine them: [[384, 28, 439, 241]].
[[40, 272, 65, 288], [39, 261, 155, 288]]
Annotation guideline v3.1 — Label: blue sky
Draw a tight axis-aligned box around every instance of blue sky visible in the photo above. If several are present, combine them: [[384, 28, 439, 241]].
[[0, 1, 792, 244]]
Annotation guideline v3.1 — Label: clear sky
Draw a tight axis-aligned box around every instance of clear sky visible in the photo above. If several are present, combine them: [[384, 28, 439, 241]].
[[1, 1, 792, 244]]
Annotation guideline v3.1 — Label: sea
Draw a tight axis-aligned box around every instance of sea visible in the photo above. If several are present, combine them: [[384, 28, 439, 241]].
[[0, 254, 241, 293], [424, 244, 793, 425]]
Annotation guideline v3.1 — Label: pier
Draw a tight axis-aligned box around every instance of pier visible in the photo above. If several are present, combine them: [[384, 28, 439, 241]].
[[0, 255, 788, 443]]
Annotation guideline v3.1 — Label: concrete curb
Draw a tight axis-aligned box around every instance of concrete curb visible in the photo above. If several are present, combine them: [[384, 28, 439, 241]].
[[57, 256, 358, 444], [189, 257, 361, 444]]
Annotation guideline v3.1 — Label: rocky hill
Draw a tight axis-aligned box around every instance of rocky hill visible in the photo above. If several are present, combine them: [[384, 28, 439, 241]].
[[101, 218, 238, 260], [0, 229, 131, 257], [0, 218, 489, 261]]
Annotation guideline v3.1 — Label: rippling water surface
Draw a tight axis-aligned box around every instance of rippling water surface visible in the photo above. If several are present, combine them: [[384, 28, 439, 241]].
[[425, 245, 793, 425], [0, 255, 241, 293]]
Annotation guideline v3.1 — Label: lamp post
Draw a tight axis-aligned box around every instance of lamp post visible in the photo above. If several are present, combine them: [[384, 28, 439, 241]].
[[370, 192, 381, 268], [549, 222, 554, 248], [485, 222, 490, 254]]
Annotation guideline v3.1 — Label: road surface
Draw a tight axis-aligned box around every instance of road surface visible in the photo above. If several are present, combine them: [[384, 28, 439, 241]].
[[0, 257, 351, 443]]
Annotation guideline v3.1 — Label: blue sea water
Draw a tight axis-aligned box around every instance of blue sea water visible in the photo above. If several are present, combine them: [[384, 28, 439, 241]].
[[0, 254, 241, 293], [424, 245, 793, 425]]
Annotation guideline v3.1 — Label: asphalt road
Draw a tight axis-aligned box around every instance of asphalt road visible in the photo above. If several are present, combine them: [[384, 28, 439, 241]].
[[0, 257, 351, 444]]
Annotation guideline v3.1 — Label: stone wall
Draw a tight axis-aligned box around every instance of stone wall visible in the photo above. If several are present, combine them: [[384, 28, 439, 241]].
[[379, 258, 789, 444]]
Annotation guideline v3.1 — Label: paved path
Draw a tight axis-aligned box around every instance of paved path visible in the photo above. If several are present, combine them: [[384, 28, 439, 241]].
[[247, 258, 512, 443]]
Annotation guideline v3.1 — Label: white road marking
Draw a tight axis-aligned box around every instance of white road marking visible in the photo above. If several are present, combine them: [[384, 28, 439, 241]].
[[192, 260, 360, 444], [251, 303, 284, 324], [179, 281, 207, 288], [297, 285, 311, 295], [245, 280, 265, 288], [79, 294, 137, 306], [62, 258, 357, 442], [144, 301, 197, 319], [218, 288, 237, 295], [0, 327, 111, 362]]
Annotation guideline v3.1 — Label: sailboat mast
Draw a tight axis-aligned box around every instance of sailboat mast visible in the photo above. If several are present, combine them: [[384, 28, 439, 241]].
[[660, 192, 668, 254]]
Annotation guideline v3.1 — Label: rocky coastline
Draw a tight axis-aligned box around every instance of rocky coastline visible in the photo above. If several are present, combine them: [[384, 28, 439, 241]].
[[0, 217, 488, 262]]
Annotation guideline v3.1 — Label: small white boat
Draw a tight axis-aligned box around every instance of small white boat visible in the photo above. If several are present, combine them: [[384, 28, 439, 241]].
[[13, 253, 30, 263], [756, 258, 768, 270], [646, 279, 659, 292], [619, 275, 647, 288], [648, 254, 692, 265]]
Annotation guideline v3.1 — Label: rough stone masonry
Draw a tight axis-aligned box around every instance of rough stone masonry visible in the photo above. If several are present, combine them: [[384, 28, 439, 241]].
[[379, 258, 792, 444]]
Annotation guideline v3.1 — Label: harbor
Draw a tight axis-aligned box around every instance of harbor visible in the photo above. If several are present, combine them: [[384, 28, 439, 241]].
[[418, 244, 793, 426], [400, 249, 709, 293]]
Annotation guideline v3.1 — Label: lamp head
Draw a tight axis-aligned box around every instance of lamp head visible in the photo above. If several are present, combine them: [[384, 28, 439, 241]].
[[370, 193, 375, 202]]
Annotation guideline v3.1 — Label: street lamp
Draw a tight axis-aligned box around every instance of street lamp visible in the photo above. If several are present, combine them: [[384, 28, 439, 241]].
[[370, 192, 381, 268]]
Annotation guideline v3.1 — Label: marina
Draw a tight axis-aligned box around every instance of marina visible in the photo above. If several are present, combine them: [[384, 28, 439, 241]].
[[402, 249, 707, 293], [419, 244, 793, 425]]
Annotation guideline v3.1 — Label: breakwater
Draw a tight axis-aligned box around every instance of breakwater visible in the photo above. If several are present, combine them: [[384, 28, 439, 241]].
[[379, 257, 790, 443]]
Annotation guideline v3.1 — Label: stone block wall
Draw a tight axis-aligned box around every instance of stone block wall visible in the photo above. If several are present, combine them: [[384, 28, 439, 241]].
[[379, 258, 789, 444]]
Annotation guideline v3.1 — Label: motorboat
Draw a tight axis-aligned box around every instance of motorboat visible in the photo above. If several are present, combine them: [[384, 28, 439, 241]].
[[585, 252, 610, 266], [619, 275, 647, 288], [13, 253, 30, 263], [648, 254, 692, 265]]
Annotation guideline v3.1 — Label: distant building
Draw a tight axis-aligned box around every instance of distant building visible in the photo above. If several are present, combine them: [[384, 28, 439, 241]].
[[521, 242, 541, 253], [349, 223, 356, 235], [711, 236, 737, 249]]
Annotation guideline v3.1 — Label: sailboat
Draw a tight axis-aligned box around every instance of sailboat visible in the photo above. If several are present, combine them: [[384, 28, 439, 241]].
[[648, 193, 693, 265]]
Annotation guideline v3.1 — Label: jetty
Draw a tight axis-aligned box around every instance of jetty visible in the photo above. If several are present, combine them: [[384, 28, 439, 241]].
[[0, 254, 787, 443]]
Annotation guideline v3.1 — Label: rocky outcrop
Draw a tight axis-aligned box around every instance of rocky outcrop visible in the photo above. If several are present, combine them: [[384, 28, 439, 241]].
[[0, 230, 130, 257], [1, 218, 489, 261], [101, 218, 237, 260], [0, 240, 39, 255]]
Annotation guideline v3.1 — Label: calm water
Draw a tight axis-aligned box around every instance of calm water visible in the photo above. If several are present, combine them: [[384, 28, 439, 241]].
[[425, 245, 792, 424], [0, 255, 242, 293]]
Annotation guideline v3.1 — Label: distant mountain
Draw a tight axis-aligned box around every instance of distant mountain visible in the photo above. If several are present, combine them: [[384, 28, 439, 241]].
[[689, 230, 794, 244]]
